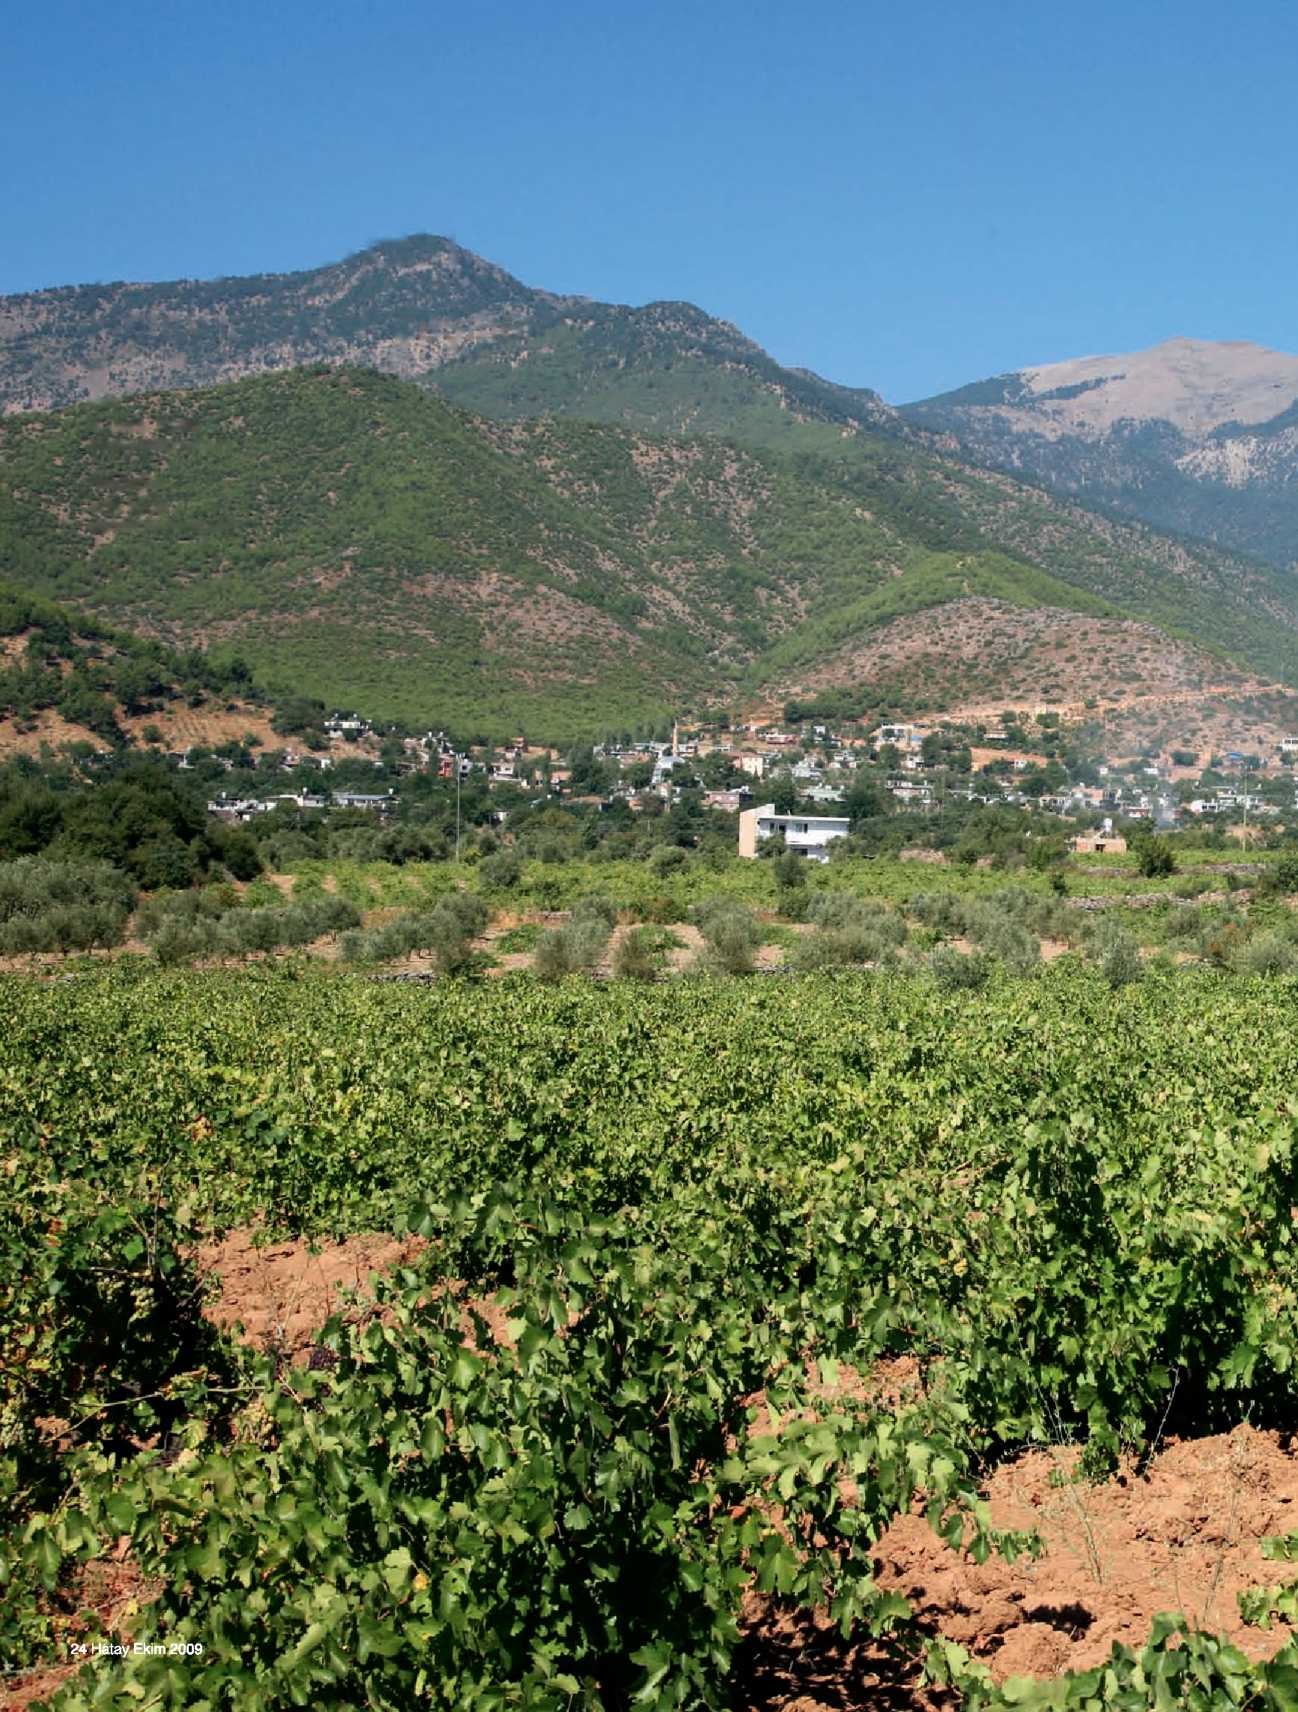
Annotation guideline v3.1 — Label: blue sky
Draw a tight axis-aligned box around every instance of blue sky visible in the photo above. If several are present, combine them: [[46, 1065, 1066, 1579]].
[[4, 0, 1296, 400]]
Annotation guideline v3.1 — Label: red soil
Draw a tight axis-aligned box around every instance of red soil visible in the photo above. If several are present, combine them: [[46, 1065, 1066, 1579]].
[[738, 1422, 1298, 1708], [192, 1227, 425, 1360]]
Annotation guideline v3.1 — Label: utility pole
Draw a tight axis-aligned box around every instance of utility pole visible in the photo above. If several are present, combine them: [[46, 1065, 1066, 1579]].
[[455, 760, 462, 864]]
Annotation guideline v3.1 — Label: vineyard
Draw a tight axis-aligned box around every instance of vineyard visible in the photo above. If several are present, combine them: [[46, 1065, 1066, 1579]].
[[8, 963, 1298, 1707]]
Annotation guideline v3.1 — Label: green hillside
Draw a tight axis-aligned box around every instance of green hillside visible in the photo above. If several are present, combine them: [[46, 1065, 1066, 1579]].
[[432, 299, 890, 442], [771, 428, 1298, 685], [3, 365, 1298, 739], [7, 233, 1298, 619], [0, 368, 912, 735], [743, 551, 1115, 692]]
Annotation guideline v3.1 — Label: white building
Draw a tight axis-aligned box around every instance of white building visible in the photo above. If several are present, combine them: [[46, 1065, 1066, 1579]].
[[737, 803, 850, 863], [652, 753, 688, 792]]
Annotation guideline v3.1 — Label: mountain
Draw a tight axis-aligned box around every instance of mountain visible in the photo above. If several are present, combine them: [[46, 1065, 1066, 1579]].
[[7, 240, 1297, 566], [3, 365, 1298, 739], [6, 243, 1298, 739], [0, 234, 892, 445], [902, 339, 1298, 568]]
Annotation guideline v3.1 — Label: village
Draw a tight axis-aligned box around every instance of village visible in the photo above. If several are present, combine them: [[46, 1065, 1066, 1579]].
[[196, 702, 1298, 855]]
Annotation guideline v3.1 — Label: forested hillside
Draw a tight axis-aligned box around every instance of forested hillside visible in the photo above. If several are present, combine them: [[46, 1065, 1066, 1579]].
[[4, 366, 1298, 737], [0, 367, 916, 733]]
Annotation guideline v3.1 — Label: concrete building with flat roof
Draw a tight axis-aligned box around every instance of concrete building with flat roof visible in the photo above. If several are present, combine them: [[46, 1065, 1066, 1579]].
[[738, 803, 850, 863]]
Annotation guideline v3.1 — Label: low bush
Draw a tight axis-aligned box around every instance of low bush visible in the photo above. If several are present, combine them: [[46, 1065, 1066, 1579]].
[[612, 925, 660, 982], [929, 946, 992, 991], [434, 891, 489, 941], [569, 894, 618, 930], [639, 893, 685, 924], [0, 856, 136, 920], [1089, 922, 1144, 988], [150, 917, 225, 965], [648, 845, 688, 876], [341, 893, 488, 972], [806, 893, 906, 944], [691, 899, 759, 976], [1173, 874, 1212, 900], [1203, 915, 1248, 967], [534, 915, 612, 980], [420, 895, 489, 974], [908, 891, 965, 936], [1164, 904, 1203, 943], [980, 916, 1041, 977], [0, 902, 128, 955], [790, 925, 900, 970], [773, 850, 806, 894], [494, 923, 542, 954], [1233, 932, 1298, 977], [959, 900, 1040, 975], [0, 856, 135, 953], [134, 885, 236, 939], [147, 896, 363, 964], [479, 850, 522, 891], [1132, 834, 1177, 878]]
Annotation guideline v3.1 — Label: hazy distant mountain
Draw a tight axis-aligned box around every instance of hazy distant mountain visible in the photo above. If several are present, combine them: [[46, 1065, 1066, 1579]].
[[0, 234, 891, 445], [902, 339, 1298, 568]]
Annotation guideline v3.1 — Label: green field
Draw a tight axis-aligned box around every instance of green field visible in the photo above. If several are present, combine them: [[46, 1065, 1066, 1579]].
[[8, 964, 1298, 1706]]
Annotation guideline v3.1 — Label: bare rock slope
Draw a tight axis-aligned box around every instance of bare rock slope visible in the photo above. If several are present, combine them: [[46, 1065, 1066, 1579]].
[[904, 338, 1298, 568]]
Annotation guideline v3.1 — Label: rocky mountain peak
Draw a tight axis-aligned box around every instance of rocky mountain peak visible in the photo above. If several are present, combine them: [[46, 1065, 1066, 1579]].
[[1014, 337, 1298, 438], [901, 335, 1298, 568]]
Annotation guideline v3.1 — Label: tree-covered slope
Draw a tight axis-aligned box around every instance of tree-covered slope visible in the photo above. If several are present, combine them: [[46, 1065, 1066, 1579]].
[[0, 581, 271, 750], [431, 299, 892, 442], [763, 427, 1298, 689], [9, 237, 1298, 592], [3, 366, 1298, 739], [0, 368, 914, 734]]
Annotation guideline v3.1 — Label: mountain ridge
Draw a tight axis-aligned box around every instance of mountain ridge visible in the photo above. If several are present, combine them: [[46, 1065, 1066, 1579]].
[[9, 236, 1295, 566], [3, 242, 1298, 736], [0, 233, 892, 445]]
